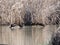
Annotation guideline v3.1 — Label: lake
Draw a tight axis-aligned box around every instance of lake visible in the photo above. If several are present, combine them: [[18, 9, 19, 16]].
[[0, 25, 58, 45]]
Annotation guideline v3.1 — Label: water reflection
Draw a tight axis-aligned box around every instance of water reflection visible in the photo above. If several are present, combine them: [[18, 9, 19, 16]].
[[24, 26, 32, 45], [0, 25, 58, 45], [0, 26, 2, 44]]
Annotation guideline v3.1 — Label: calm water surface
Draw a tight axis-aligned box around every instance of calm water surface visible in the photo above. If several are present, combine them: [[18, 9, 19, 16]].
[[0, 25, 58, 45]]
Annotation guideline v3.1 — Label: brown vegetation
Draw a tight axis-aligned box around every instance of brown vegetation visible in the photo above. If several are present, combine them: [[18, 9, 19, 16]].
[[0, 0, 60, 26]]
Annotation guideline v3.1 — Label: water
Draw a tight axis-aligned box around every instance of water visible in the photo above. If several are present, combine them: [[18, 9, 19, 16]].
[[0, 25, 58, 45]]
